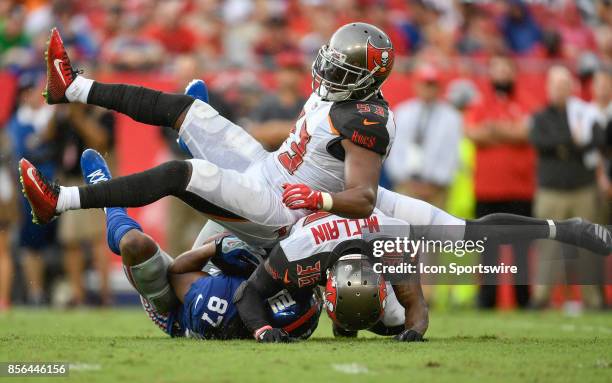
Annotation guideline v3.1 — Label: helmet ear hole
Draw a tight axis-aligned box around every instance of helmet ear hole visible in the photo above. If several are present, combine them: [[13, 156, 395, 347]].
[[363, 280, 367, 285], [347, 281, 351, 287]]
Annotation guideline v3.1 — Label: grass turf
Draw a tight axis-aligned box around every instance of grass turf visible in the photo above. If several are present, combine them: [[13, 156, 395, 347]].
[[0, 309, 610, 383]]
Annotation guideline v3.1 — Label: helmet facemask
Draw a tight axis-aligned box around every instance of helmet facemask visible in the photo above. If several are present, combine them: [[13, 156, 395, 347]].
[[311, 45, 380, 102]]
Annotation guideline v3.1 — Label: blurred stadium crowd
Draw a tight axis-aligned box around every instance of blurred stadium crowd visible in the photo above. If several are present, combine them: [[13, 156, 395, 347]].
[[0, 0, 611, 312]]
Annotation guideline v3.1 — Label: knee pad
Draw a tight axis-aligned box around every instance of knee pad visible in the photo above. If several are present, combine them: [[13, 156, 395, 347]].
[[186, 159, 222, 193], [125, 248, 179, 313]]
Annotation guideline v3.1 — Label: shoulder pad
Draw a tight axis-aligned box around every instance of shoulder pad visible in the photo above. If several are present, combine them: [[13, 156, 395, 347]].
[[328, 100, 390, 155]]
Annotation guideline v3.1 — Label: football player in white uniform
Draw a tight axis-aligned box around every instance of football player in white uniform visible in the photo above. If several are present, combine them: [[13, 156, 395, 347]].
[[234, 207, 612, 342], [78, 142, 610, 344], [21, 23, 400, 248]]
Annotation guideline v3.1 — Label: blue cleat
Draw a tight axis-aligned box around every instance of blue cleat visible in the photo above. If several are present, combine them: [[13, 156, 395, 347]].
[[184, 79, 209, 103], [80, 148, 112, 184], [80, 149, 143, 256]]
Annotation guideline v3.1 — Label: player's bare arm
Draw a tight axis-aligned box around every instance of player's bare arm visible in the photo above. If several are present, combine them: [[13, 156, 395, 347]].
[[329, 140, 381, 218], [234, 259, 292, 342], [281, 100, 392, 217], [168, 236, 263, 302], [168, 242, 216, 275], [392, 283, 429, 342], [281, 140, 381, 217], [167, 242, 216, 301]]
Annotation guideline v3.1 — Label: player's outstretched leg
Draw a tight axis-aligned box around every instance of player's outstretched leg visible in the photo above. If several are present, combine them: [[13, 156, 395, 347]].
[[81, 149, 178, 313], [45, 28, 267, 172], [21, 152, 258, 225], [81, 149, 143, 255], [45, 28, 193, 130], [19, 156, 193, 224], [377, 188, 612, 256], [20, 150, 295, 231]]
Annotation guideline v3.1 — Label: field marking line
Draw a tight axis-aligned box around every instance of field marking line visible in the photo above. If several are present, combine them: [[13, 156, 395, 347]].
[[331, 363, 369, 374]]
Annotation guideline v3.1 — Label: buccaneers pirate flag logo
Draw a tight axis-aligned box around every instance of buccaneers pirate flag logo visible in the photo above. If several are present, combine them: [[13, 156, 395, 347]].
[[366, 38, 394, 76]]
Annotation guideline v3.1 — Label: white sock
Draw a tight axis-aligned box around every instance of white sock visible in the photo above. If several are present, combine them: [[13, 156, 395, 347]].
[[65, 76, 94, 103], [56, 186, 80, 213]]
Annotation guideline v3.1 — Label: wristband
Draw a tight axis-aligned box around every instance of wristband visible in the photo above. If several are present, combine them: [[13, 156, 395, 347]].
[[321, 192, 333, 211], [254, 325, 272, 339]]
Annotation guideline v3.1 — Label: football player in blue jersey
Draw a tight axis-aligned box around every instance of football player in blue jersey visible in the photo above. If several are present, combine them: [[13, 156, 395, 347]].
[[81, 148, 321, 340]]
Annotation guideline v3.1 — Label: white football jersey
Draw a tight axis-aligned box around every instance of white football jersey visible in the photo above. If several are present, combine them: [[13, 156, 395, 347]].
[[261, 93, 396, 193], [267, 210, 409, 330], [279, 210, 408, 265], [179, 94, 397, 248]]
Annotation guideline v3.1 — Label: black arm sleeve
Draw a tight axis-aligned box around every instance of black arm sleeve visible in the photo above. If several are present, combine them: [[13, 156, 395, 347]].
[[464, 213, 550, 243], [233, 261, 285, 333]]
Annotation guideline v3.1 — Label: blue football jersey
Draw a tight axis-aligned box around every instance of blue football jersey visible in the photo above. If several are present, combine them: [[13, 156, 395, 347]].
[[178, 274, 248, 340], [156, 235, 321, 340]]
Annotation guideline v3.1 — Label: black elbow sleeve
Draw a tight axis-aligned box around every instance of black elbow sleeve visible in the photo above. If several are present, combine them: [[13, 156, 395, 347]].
[[233, 280, 269, 333], [233, 264, 283, 333]]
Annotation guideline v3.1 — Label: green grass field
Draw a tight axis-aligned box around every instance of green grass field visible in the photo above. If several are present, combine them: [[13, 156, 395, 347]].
[[0, 309, 610, 383]]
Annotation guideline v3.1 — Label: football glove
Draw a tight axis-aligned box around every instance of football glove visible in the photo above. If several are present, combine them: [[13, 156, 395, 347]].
[[394, 329, 425, 342], [254, 326, 293, 343], [282, 183, 332, 211]]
